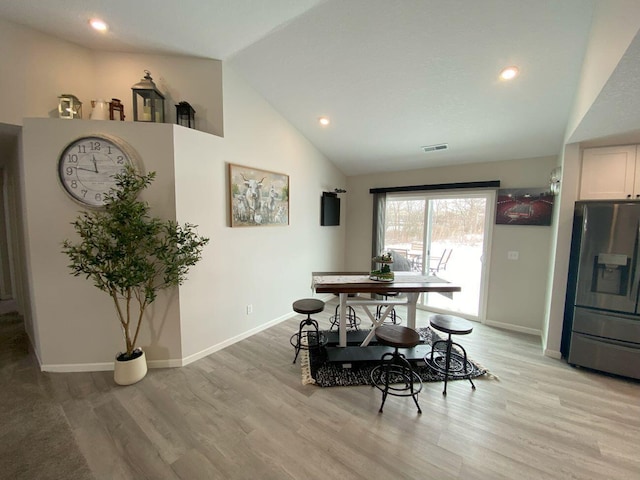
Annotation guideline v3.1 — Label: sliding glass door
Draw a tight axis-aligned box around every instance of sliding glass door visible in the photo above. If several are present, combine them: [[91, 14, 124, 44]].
[[382, 190, 494, 319]]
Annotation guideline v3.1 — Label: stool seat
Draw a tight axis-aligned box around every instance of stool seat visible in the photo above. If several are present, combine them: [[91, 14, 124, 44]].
[[375, 325, 420, 348], [293, 298, 324, 315], [430, 314, 473, 335]]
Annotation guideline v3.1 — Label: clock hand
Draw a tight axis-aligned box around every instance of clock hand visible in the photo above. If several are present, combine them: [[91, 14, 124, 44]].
[[76, 166, 95, 172], [92, 155, 99, 173]]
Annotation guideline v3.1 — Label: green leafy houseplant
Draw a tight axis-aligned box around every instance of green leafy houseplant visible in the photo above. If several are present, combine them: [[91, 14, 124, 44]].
[[62, 165, 209, 360]]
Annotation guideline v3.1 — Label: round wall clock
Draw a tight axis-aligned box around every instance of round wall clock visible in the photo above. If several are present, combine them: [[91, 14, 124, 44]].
[[57, 134, 139, 207]]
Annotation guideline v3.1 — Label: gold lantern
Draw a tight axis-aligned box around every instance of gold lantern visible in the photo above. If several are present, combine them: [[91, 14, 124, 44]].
[[58, 94, 83, 119]]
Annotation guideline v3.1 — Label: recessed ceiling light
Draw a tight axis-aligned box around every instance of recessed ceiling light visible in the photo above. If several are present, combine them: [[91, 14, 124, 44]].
[[499, 66, 519, 81], [89, 18, 108, 32], [318, 116, 330, 126]]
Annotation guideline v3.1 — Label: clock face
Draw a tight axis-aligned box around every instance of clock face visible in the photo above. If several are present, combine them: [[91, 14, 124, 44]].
[[58, 134, 136, 207]]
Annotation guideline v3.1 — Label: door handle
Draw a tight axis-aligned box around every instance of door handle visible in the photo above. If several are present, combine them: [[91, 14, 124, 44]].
[[632, 222, 640, 307]]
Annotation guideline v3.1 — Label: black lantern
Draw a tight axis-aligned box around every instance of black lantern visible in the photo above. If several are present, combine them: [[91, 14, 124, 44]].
[[131, 70, 165, 123], [175, 101, 196, 129]]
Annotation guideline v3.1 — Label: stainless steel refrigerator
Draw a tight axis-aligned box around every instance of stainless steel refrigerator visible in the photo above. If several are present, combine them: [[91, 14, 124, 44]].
[[562, 200, 640, 380]]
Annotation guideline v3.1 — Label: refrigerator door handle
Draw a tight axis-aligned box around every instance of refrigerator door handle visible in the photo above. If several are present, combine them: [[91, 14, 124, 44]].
[[632, 222, 640, 309]]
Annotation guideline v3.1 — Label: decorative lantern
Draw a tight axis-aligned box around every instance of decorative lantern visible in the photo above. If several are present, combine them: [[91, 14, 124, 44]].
[[175, 101, 196, 129], [58, 94, 83, 119], [109, 98, 125, 121], [131, 70, 165, 123]]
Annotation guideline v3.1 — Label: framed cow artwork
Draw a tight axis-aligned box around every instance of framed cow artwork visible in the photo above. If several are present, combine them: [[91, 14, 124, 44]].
[[228, 163, 290, 227]]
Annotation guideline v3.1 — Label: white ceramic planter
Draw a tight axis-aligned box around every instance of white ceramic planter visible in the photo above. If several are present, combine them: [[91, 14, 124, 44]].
[[113, 349, 148, 386]]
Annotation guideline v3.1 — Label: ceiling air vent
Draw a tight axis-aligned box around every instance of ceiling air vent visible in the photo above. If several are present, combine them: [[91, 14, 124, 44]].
[[421, 143, 449, 153]]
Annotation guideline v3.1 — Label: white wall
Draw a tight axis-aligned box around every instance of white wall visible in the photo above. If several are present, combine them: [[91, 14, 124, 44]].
[[0, 18, 94, 126], [543, 143, 582, 357], [0, 18, 223, 137], [18, 73, 345, 371], [565, 0, 640, 141], [345, 156, 557, 334], [174, 65, 346, 362], [21, 119, 182, 369], [92, 52, 223, 136]]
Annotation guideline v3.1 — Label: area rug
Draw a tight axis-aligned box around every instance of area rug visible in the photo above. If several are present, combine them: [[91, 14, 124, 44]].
[[301, 327, 491, 387]]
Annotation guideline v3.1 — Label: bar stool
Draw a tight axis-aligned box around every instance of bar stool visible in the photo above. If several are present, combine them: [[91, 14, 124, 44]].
[[375, 293, 403, 325], [370, 325, 422, 414], [329, 299, 361, 332], [424, 314, 476, 395], [290, 298, 327, 364]]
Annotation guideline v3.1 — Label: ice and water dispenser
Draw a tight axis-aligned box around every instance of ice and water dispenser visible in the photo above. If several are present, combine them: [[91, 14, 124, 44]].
[[591, 253, 630, 295]]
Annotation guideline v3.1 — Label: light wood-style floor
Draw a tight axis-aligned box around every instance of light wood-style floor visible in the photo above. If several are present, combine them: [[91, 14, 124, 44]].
[[1, 299, 639, 480]]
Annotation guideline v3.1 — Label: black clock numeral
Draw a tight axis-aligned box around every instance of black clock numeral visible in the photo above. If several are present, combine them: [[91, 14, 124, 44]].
[[67, 154, 78, 163], [65, 167, 73, 175], [94, 193, 102, 202], [117, 155, 124, 164], [106, 146, 113, 154], [76, 145, 86, 154], [90, 141, 101, 151], [80, 189, 87, 198], [70, 180, 77, 189]]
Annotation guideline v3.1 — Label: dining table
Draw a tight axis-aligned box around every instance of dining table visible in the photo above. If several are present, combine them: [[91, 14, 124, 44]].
[[312, 271, 461, 347]]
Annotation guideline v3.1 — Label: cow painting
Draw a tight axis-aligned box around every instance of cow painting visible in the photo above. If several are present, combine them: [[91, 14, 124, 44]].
[[241, 174, 265, 223], [229, 164, 289, 227]]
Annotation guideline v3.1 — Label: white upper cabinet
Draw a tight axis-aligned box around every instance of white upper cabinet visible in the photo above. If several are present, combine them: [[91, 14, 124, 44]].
[[580, 145, 639, 200]]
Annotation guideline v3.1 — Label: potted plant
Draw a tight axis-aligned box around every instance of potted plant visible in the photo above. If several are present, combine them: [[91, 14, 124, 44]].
[[62, 165, 209, 385]]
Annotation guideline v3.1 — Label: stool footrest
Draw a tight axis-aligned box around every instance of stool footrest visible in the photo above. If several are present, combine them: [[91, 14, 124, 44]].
[[370, 365, 423, 396], [371, 347, 422, 414], [424, 349, 474, 378]]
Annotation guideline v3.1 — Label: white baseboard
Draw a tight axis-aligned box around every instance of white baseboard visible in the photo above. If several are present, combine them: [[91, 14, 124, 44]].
[[544, 348, 562, 359], [42, 362, 113, 373], [42, 358, 187, 372], [39, 298, 329, 372], [483, 319, 541, 337], [179, 310, 298, 367]]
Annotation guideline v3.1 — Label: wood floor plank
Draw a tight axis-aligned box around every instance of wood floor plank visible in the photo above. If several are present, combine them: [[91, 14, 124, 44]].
[[1, 298, 639, 479]]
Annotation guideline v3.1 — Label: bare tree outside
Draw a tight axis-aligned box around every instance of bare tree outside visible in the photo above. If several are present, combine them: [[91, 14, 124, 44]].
[[384, 198, 486, 247]]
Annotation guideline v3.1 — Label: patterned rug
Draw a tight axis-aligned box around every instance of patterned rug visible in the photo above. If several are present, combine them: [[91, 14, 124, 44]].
[[301, 327, 491, 387]]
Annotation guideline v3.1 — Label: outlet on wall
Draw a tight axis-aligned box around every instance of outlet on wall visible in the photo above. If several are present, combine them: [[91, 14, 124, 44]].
[[246, 304, 253, 314], [507, 251, 519, 260]]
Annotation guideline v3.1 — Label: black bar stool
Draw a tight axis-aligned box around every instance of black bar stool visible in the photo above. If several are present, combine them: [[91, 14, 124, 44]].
[[375, 292, 403, 325], [329, 298, 361, 332], [290, 298, 327, 364], [370, 325, 422, 414], [424, 314, 476, 395]]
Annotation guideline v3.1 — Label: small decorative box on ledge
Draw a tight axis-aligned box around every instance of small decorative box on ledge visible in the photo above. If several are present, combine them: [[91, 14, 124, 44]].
[[370, 252, 394, 282]]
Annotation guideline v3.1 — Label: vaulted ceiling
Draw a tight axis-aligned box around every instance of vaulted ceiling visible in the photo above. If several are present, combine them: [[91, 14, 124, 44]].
[[2, 0, 639, 176]]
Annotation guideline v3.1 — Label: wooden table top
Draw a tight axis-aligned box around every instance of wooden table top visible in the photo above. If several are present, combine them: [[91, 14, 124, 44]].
[[312, 271, 461, 295]]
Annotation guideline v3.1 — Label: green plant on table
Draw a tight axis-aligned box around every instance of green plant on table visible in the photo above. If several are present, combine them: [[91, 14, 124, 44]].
[[371, 252, 394, 280], [62, 165, 209, 359]]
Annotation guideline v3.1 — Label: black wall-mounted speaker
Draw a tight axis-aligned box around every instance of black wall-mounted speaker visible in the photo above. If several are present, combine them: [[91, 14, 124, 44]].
[[321, 192, 340, 226]]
